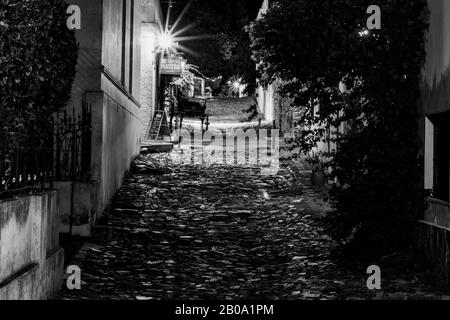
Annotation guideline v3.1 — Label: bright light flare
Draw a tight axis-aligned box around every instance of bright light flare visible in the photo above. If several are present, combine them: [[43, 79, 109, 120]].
[[158, 33, 174, 50], [158, 0, 209, 57], [358, 29, 370, 37]]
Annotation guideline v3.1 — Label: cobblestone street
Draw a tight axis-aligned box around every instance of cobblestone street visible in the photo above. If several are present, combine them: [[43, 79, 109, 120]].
[[58, 153, 447, 300], [4, 0, 450, 306]]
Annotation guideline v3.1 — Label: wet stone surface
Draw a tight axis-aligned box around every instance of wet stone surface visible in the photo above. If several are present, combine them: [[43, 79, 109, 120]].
[[58, 154, 447, 300]]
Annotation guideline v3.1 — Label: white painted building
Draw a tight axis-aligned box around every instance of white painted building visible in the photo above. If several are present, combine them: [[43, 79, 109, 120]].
[[421, 0, 450, 228], [61, 0, 164, 236], [255, 0, 293, 137]]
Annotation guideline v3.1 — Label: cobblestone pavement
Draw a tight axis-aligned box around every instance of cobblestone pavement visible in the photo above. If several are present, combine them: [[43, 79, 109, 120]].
[[58, 153, 449, 300]]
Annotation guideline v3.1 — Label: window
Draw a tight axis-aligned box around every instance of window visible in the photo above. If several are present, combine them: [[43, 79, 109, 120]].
[[432, 112, 450, 202], [121, 0, 127, 86], [129, 0, 134, 93], [121, 0, 134, 93]]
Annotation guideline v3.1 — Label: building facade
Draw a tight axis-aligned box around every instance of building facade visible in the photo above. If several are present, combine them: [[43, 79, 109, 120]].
[[255, 0, 295, 138], [255, 0, 275, 123], [141, 1, 164, 139], [60, 0, 163, 235], [421, 0, 450, 229]]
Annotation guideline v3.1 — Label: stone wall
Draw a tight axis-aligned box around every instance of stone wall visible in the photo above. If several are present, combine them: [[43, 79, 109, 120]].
[[0, 192, 64, 300]]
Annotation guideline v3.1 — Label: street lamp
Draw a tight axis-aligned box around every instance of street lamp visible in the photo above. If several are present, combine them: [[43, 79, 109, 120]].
[[358, 29, 370, 37], [158, 32, 174, 50]]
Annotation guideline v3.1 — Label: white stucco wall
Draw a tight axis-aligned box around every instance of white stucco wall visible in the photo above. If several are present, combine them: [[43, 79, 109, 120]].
[[140, 23, 159, 139], [422, 0, 450, 191], [67, 0, 148, 228]]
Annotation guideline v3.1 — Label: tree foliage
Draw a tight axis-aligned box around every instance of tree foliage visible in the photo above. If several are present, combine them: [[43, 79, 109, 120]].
[[248, 0, 429, 257], [168, 0, 262, 93], [0, 0, 78, 149]]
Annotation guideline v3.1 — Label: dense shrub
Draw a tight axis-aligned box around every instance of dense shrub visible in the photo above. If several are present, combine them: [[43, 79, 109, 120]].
[[248, 0, 429, 258], [0, 0, 78, 149]]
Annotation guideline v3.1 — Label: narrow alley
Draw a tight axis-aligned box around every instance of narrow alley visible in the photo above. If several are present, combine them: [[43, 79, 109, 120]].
[[4, 0, 450, 307], [58, 152, 444, 300]]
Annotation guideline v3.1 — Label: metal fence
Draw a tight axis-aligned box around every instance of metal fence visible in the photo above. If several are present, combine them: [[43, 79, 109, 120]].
[[0, 105, 92, 200], [54, 106, 92, 181], [0, 148, 54, 199]]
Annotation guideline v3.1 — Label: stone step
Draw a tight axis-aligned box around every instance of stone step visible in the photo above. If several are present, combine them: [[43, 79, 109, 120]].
[[141, 140, 174, 154]]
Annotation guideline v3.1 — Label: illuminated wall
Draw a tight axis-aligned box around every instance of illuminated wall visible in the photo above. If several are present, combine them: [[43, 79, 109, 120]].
[[421, 0, 450, 191], [64, 0, 157, 232]]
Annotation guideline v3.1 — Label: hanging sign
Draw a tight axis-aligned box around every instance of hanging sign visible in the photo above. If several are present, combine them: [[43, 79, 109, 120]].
[[161, 57, 186, 75]]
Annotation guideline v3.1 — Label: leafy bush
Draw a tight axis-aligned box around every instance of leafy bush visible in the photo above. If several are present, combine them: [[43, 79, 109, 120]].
[[248, 0, 429, 258], [0, 0, 78, 149]]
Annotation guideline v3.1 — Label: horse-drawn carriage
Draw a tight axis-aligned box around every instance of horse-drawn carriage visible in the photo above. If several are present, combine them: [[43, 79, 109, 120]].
[[166, 95, 210, 133]]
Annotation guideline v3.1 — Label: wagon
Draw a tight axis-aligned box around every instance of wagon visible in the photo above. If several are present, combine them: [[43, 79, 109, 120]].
[[169, 96, 210, 132]]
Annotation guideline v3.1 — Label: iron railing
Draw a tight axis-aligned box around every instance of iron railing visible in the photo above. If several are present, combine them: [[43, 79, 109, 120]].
[[0, 105, 92, 200], [0, 148, 54, 199], [54, 106, 92, 181]]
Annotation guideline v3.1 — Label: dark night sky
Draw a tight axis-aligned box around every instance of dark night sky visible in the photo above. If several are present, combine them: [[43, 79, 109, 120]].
[[160, 0, 265, 80], [162, 0, 265, 23], [245, 0, 265, 18]]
